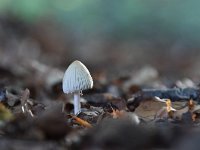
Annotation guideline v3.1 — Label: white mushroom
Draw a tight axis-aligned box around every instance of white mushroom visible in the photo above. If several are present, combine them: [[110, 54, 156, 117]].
[[62, 60, 93, 115]]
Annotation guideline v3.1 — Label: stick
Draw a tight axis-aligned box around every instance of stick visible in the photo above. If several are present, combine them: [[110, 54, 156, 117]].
[[70, 115, 92, 128]]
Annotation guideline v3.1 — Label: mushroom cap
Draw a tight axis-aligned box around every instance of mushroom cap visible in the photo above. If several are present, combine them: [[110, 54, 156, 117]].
[[62, 60, 93, 94]]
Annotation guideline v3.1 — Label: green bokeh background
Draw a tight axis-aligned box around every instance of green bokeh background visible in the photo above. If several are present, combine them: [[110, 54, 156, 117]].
[[1, 0, 199, 44], [0, 0, 200, 77]]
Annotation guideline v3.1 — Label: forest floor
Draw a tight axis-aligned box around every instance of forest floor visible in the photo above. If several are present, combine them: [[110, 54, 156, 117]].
[[0, 18, 200, 150]]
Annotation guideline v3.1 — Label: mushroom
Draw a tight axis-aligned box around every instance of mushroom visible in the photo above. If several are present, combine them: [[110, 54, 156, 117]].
[[62, 60, 93, 115]]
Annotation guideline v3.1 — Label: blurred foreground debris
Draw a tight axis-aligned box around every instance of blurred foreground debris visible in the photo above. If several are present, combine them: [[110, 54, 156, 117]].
[[3, 105, 70, 140], [76, 119, 182, 150]]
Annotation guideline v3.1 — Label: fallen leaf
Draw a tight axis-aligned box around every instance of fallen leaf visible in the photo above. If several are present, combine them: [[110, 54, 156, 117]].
[[135, 99, 166, 121], [110, 107, 140, 124], [0, 103, 13, 121]]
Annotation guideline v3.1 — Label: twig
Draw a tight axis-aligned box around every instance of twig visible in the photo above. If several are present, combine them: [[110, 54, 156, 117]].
[[70, 115, 92, 128]]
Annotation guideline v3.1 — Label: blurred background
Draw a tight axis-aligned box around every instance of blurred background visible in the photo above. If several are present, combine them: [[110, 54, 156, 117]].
[[0, 0, 200, 80]]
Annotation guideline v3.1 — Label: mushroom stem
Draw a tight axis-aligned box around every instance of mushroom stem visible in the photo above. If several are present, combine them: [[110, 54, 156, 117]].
[[74, 91, 81, 115]]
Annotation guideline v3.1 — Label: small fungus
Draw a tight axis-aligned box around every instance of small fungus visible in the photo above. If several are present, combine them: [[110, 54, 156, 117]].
[[62, 60, 93, 115]]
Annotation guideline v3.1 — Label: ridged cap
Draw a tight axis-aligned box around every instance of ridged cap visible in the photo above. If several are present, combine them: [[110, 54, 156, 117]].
[[62, 60, 93, 94]]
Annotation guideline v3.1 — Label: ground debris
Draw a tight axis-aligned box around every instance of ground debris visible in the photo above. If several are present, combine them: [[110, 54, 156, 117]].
[[2, 106, 70, 140], [127, 88, 200, 112], [84, 93, 127, 110], [20, 88, 45, 117]]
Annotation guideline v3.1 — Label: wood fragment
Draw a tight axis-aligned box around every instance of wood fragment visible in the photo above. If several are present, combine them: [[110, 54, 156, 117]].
[[70, 115, 92, 128]]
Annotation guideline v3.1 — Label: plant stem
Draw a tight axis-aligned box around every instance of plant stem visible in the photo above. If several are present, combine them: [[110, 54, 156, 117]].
[[74, 91, 81, 115]]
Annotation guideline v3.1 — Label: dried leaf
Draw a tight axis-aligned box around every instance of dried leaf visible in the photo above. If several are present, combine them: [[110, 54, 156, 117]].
[[110, 108, 140, 124], [135, 99, 166, 121], [154, 99, 176, 119], [173, 100, 198, 121], [0, 103, 13, 121], [111, 108, 125, 119]]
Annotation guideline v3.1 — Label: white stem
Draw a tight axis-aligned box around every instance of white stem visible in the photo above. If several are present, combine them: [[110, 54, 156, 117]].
[[74, 91, 81, 115]]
